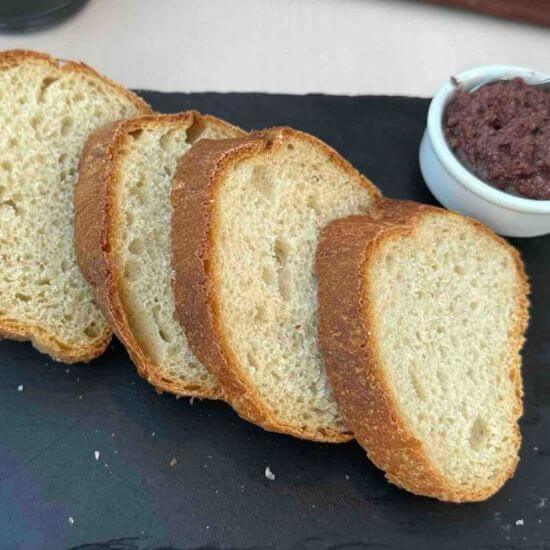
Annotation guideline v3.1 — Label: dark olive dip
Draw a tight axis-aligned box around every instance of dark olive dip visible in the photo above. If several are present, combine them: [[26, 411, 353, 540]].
[[444, 77, 550, 200]]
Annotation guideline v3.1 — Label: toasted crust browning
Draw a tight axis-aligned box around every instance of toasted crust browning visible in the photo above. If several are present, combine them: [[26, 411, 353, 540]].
[[0, 50, 150, 113], [0, 317, 111, 364], [315, 199, 530, 501], [0, 50, 151, 363], [74, 112, 243, 397], [171, 127, 381, 442]]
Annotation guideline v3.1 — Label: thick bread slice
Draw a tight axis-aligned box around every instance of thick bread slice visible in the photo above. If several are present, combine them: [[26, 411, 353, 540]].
[[0, 50, 151, 363], [74, 112, 244, 397], [171, 127, 381, 441], [316, 199, 529, 501]]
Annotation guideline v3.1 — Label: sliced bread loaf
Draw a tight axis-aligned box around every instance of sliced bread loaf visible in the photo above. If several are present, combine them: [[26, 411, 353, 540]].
[[0, 50, 151, 363], [74, 112, 244, 397], [171, 127, 381, 441], [316, 199, 529, 501]]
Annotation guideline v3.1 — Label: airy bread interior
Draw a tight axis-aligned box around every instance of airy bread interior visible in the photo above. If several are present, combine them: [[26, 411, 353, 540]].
[[114, 120, 238, 394], [368, 211, 524, 491], [0, 54, 148, 361], [213, 133, 378, 436]]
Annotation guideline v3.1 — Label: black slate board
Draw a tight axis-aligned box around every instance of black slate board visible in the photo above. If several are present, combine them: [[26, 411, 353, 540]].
[[0, 92, 548, 550]]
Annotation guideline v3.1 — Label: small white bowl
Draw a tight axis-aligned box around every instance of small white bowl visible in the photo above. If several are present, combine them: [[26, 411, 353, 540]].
[[419, 65, 550, 237]]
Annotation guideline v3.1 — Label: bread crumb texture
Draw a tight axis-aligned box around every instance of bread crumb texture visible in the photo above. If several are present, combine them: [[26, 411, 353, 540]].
[[214, 133, 376, 437], [0, 52, 148, 360], [368, 210, 526, 497], [114, 120, 235, 394]]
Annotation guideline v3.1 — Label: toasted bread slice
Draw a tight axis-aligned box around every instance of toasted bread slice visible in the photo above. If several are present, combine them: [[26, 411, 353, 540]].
[[316, 199, 529, 501], [171, 127, 381, 441], [0, 50, 151, 363], [74, 112, 244, 397]]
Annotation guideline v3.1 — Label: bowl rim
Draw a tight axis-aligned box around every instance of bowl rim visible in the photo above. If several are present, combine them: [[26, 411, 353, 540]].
[[427, 64, 550, 214]]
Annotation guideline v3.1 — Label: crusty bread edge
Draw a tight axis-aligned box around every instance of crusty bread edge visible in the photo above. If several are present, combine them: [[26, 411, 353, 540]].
[[315, 198, 530, 501], [0, 49, 152, 363], [75, 112, 244, 396], [171, 127, 382, 441], [0, 49, 151, 113]]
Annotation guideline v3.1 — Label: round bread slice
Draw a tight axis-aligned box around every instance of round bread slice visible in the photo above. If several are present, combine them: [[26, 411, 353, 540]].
[[0, 50, 151, 363], [171, 127, 381, 441], [315, 199, 529, 501], [74, 112, 244, 398]]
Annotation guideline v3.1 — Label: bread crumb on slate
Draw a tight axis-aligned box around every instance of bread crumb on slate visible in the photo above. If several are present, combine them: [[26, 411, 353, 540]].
[[68, 517, 74, 525], [17, 385, 23, 392], [538, 498, 547, 509], [170, 458, 177, 467], [515, 519, 524, 526], [265, 466, 275, 480], [94, 450, 100, 461]]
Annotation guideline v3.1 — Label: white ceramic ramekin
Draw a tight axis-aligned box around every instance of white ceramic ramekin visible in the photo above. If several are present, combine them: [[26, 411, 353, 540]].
[[419, 65, 550, 238]]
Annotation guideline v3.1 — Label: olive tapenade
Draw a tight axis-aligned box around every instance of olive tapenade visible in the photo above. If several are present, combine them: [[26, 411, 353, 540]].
[[444, 77, 550, 200]]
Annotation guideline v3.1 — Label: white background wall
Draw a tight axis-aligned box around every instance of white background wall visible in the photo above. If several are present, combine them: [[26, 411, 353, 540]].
[[0, 0, 548, 96]]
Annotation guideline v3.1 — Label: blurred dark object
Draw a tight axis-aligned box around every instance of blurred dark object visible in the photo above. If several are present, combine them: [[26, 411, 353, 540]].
[[423, 0, 550, 27], [0, 0, 89, 33]]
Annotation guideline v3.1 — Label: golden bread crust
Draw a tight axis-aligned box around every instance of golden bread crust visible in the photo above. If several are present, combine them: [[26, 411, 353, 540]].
[[315, 198, 529, 501], [74, 112, 244, 394], [0, 49, 152, 363], [171, 127, 381, 441]]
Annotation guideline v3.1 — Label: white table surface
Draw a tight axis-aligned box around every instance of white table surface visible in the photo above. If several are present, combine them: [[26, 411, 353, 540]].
[[0, 0, 548, 97]]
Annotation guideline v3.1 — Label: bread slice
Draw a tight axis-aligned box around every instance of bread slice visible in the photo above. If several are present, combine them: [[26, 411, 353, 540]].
[[74, 112, 244, 397], [316, 199, 529, 501], [0, 50, 151, 363], [171, 127, 381, 441]]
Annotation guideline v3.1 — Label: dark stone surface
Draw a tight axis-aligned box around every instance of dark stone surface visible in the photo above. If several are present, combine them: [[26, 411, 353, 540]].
[[0, 92, 548, 549]]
